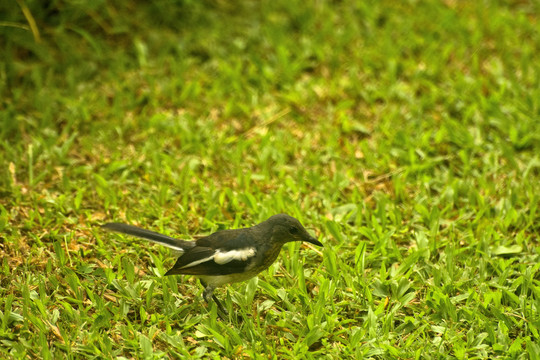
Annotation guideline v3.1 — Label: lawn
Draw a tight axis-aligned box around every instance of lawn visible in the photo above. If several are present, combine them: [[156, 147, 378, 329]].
[[1, 0, 539, 359]]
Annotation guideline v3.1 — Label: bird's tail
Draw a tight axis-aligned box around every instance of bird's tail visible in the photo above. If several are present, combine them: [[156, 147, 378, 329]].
[[101, 223, 194, 252]]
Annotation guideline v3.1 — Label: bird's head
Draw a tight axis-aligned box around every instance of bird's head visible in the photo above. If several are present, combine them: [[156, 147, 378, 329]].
[[264, 214, 323, 246]]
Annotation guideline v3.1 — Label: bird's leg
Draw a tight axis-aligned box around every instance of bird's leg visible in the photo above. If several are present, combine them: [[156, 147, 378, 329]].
[[212, 294, 228, 316], [201, 281, 228, 318]]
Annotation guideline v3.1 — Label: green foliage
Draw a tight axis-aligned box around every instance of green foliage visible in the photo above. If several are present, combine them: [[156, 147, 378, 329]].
[[1, 0, 539, 358]]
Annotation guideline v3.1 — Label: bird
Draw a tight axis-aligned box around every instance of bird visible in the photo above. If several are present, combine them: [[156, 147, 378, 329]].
[[101, 214, 323, 316]]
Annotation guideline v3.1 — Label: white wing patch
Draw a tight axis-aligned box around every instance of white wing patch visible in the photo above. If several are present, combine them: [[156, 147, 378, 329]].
[[213, 247, 256, 264], [178, 247, 256, 269], [179, 255, 215, 269]]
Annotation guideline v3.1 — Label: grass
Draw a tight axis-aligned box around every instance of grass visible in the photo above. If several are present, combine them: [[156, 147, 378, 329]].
[[1, 0, 539, 358]]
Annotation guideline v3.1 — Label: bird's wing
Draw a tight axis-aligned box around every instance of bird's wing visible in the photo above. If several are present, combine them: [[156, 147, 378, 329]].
[[165, 231, 259, 276], [169, 247, 216, 270], [196, 227, 256, 249]]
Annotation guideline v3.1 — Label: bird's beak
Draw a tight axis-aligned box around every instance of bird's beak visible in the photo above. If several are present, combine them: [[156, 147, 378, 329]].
[[305, 235, 323, 247]]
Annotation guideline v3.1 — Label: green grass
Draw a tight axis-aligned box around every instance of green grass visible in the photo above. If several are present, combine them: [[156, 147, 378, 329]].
[[1, 0, 540, 358]]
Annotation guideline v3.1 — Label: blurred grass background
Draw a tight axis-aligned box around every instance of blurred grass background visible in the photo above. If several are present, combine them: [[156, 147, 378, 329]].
[[1, 0, 539, 358]]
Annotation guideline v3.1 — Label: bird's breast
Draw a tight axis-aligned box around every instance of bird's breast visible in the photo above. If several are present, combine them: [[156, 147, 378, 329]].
[[245, 241, 285, 274]]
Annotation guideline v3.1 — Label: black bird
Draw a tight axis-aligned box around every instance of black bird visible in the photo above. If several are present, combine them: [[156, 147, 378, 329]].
[[101, 214, 322, 315]]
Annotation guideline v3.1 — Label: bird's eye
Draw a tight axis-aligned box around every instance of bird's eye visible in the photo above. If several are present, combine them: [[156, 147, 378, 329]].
[[289, 226, 299, 234]]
